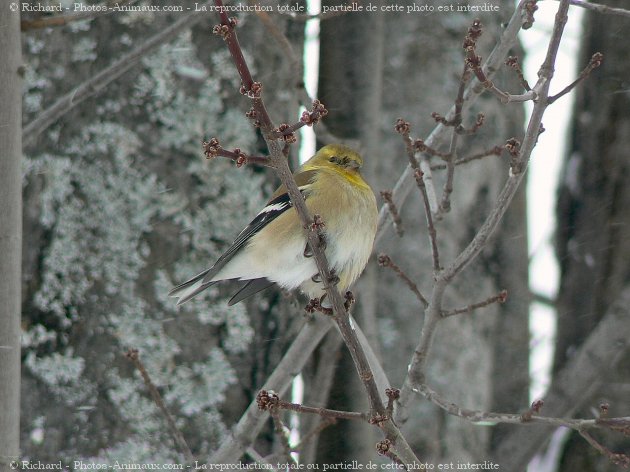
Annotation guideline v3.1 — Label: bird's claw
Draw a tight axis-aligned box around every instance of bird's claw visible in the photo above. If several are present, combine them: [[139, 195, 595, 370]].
[[305, 296, 333, 315]]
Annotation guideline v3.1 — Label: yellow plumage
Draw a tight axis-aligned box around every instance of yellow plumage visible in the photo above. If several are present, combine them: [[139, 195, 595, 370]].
[[169, 144, 378, 305]]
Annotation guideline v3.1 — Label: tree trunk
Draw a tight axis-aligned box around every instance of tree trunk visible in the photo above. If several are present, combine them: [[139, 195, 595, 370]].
[[554, 1, 630, 470], [19, 8, 303, 461], [0, 6, 23, 470]]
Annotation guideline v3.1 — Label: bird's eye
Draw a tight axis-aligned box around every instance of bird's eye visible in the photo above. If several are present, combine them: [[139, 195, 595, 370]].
[[329, 156, 338, 163]]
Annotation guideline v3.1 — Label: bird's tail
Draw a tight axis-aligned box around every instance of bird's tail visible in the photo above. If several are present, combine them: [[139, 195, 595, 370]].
[[169, 269, 216, 305]]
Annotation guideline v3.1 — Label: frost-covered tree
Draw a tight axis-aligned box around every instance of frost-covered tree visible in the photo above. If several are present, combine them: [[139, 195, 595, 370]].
[[19, 0, 630, 468], [20, 3, 303, 461]]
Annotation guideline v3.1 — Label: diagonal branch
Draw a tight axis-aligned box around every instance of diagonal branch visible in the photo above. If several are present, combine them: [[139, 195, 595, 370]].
[[211, 316, 332, 463], [559, 0, 630, 18], [213, 5, 386, 419], [20, 0, 136, 30], [209, 4, 418, 466], [493, 286, 630, 469], [125, 349, 193, 463], [22, 1, 213, 149]]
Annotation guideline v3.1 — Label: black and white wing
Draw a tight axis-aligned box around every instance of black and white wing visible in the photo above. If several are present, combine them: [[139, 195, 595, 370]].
[[169, 189, 301, 305]]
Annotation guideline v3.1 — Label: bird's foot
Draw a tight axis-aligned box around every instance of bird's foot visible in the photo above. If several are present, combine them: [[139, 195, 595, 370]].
[[303, 232, 327, 258], [327, 269, 340, 286], [344, 291, 355, 311], [305, 295, 333, 315]]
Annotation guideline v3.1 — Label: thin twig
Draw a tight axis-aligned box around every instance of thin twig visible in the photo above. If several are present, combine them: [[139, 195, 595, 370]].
[[271, 101, 329, 140], [385, 388, 400, 419], [416, 382, 630, 432], [457, 112, 486, 135], [441, 289, 507, 317], [269, 408, 297, 465], [250, 6, 337, 143], [257, 390, 367, 422], [125, 349, 193, 463], [437, 148, 456, 216], [413, 138, 451, 159], [202, 138, 273, 167], [579, 430, 630, 468], [395, 119, 440, 270], [548, 52, 603, 104], [414, 170, 441, 273], [380, 191, 404, 237], [375, 0, 530, 246], [435, 66, 466, 217], [505, 56, 532, 91], [558, 0, 630, 19], [464, 19, 538, 104], [430, 146, 503, 170], [377, 254, 428, 308]]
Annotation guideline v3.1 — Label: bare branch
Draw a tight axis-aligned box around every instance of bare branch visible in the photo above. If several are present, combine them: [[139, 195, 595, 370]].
[[430, 146, 503, 170], [211, 316, 332, 463], [20, 0, 135, 30], [377, 254, 428, 308], [257, 390, 367, 422], [202, 138, 272, 167], [375, 0, 530, 246], [416, 382, 630, 432], [210, 4, 419, 465], [463, 19, 537, 104], [250, 9, 336, 142], [125, 349, 193, 463], [22, 3, 213, 149], [494, 285, 630, 469], [579, 430, 630, 468], [505, 56, 532, 91], [548, 52, 604, 104], [414, 169, 441, 273], [396, 0, 574, 426], [559, 0, 630, 18], [380, 191, 404, 238], [441, 289, 507, 317], [268, 407, 297, 466], [395, 119, 440, 270]]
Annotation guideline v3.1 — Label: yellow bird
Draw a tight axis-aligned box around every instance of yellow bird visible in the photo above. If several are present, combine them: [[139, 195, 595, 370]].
[[169, 144, 378, 306]]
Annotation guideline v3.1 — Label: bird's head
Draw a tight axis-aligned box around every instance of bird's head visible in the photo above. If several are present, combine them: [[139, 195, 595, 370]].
[[304, 144, 364, 173]]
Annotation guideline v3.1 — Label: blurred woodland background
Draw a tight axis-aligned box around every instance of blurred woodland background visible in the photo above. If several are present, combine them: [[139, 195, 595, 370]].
[[1, 0, 629, 470]]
